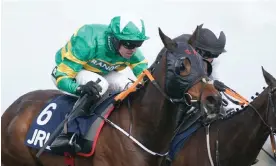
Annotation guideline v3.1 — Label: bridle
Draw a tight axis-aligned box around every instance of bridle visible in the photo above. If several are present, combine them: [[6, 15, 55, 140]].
[[144, 48, 212, 108], [209, 85, 276, 166], [246, 86, 276, 132], [248, 86, 276, 158], [111, 48, 219, 157]]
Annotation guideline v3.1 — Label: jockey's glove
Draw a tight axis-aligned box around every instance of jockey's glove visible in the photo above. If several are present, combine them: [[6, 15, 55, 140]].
[[76, 81, 103, 98]]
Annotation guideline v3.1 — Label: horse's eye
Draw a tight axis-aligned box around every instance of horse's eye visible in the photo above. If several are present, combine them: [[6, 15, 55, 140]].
[[180, 62, 186, 71], [175, 62, 186, 75]]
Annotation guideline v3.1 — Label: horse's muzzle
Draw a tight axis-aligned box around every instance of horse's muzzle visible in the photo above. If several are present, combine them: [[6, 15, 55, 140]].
[[205, 94, 222, 114]]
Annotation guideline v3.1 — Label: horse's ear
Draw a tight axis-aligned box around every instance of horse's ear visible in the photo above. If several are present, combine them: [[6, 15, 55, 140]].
[[158, 27, 177, 50], [262, 66, 276, 86], [188, 24, 203, 45]]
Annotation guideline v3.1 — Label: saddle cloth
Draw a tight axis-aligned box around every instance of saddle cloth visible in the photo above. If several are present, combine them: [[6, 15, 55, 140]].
[[168, 123, 201, 160], [24, 92, 119, 157]]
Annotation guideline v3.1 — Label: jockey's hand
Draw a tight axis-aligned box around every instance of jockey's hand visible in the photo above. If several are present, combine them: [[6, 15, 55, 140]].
[[76, 81, 103, 98]]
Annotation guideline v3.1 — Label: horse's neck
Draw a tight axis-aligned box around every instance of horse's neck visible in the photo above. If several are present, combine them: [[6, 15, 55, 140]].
[[128, 69, 178, 154], [218, 88, 270, 164]]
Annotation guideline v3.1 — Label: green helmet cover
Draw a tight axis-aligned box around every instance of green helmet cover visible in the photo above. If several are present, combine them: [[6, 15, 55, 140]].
[[108, 16, 149, 41]]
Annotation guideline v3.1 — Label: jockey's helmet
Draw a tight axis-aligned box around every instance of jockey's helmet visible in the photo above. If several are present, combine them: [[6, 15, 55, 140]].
[[108, 15, 149, 50], [191, 24, 226, 59]]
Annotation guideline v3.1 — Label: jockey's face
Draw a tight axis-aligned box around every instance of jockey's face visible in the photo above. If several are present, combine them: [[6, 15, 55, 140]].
[[195, 48, 220, 64], [118, 45, 137, 59], [118, 40, 144, 59]]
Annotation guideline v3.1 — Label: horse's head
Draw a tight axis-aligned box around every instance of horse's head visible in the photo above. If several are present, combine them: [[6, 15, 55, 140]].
[[262, 67, 276, 130], [149, 28, 222, 119]]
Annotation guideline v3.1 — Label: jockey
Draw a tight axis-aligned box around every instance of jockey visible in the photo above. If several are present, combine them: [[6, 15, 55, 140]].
[[172, 24, 228, 123], [50, 15, 149, 152], [174, 24, 226, 72], [175, 24, 259, 165]]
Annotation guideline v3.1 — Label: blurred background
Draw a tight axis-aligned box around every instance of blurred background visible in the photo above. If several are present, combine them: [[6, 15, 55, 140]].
[[1, 0, 276, 165]]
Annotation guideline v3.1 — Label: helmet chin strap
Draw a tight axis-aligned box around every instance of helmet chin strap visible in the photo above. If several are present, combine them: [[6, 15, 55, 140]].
[[108, 34, 120, 53]]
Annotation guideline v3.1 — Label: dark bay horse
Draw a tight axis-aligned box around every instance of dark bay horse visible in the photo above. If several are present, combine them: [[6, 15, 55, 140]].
[[167, 67, 276, 166], [1, 28, 222, 166]]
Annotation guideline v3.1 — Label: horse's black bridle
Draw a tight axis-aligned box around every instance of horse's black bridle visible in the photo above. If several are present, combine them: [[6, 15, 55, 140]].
[[203, 86, 276, 166], [121, 42, 222, 158], [247, 86, 276, 133], [268, 87, 276, 127], [241, 86, 276, 159]]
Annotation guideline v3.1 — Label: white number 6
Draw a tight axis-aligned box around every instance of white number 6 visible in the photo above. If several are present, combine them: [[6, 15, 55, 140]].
[[37, 103, 57, 125]]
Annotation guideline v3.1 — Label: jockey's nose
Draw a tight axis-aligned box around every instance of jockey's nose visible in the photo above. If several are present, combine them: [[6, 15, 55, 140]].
[[206, 93, 222, 107]]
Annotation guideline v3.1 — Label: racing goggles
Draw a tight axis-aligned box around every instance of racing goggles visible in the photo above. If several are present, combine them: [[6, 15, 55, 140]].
[[195, 48, 220, 59], [120, 40, 144, 49]]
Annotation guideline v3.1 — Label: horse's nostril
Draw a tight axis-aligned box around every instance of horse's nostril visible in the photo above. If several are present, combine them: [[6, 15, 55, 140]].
[[206, 96, 216, 104], [206, 95, 222, 106]]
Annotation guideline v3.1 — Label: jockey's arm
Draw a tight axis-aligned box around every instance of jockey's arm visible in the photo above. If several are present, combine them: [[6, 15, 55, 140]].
[[128, 49, 149, 77], [54, 26, 94, 95]]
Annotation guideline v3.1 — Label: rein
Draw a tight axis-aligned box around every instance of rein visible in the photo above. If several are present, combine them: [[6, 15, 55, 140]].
[[99, 70, 169, 156], [233, 86, 276, 158], [107, 44, 210, 157], [115, 69, 196, 106], [110, 69, 196, 156], [101, 67, 207, 157]]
